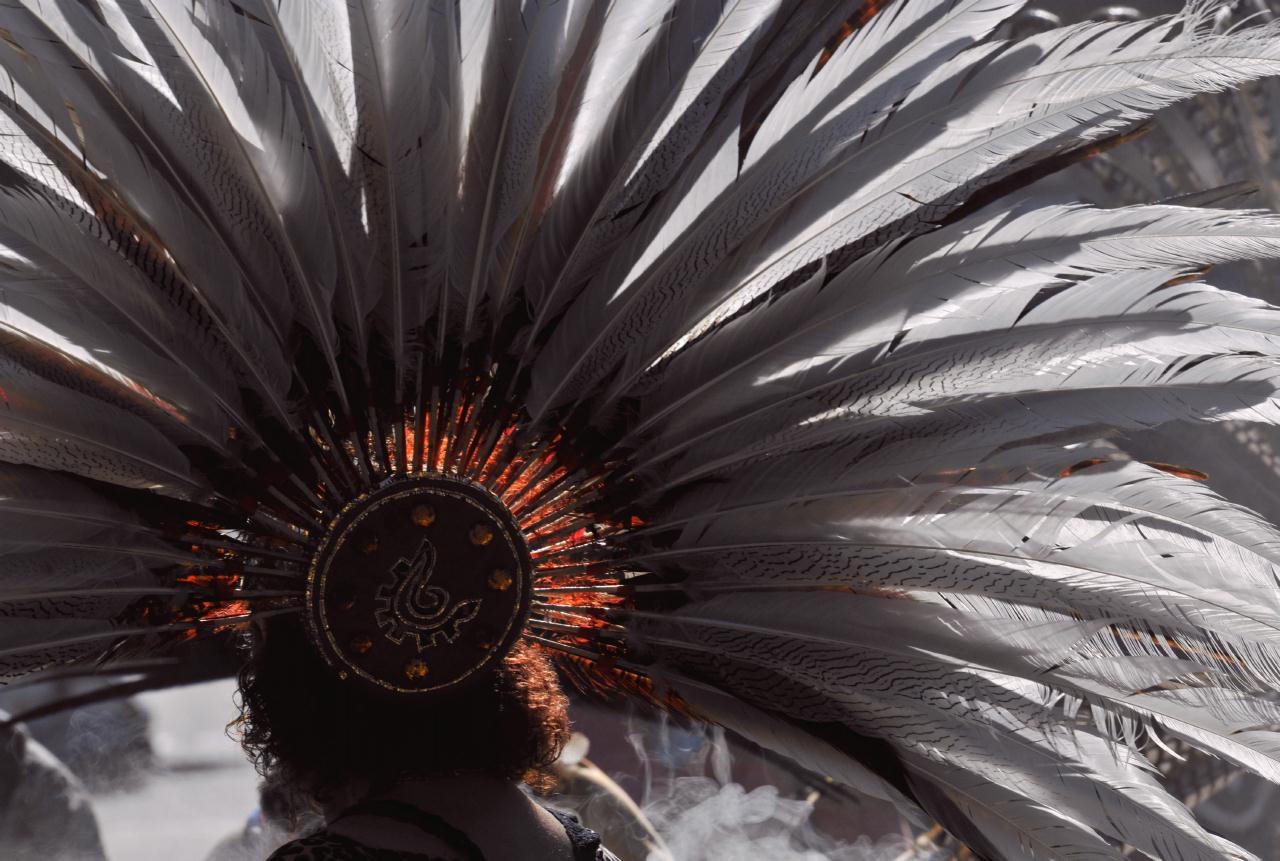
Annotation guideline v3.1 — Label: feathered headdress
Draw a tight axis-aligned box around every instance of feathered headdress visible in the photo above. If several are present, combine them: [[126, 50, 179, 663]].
[[3, 0, 1280, 857]]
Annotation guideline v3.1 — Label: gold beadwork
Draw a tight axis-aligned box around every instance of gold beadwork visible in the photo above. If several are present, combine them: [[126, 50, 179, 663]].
[[487, 568, 513, 591], [469, 523, 494, 546], [411, 505, 436, 527], [404, 658, 429, 681]]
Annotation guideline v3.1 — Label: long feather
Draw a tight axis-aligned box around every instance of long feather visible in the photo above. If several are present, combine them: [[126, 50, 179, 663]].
[[524, 0, 791, 376], [1, 1, 296, 424], [133, 0, 351, 409], [638, 204, 1280, 442], [537, 6, 1280, 419], [529, 0, 1025, 416]]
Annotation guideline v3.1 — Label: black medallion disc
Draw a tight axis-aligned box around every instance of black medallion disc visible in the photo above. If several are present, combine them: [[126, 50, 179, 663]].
[[305, 474, 533, 694]]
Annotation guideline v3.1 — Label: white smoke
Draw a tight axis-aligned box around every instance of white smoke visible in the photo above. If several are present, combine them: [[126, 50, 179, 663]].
[[626, 711, 912, 861], [643, 777, 911, 861]]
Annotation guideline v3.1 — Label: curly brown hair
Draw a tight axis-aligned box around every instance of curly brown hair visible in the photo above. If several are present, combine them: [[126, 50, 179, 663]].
[[234, 615, 569, 809]]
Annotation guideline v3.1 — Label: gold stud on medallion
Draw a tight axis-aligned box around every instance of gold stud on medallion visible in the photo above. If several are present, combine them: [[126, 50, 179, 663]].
[[488, 568, 513, 592], [349, 635, 373, 655], [404, 657, 429, 681], [360, 535, 379, 556], [411, 505, 436, 527], [469, 523, 494, 546]]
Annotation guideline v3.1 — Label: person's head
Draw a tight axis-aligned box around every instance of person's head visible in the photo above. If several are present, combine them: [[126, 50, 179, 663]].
[[235, 615, 570, 810]]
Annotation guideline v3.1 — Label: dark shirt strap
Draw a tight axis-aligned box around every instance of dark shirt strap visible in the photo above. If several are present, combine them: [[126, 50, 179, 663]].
[[335, 800, 487, 861], [545, 809, 603, 861]]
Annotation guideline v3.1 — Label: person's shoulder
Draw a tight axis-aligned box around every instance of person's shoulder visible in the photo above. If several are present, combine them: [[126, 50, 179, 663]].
[[267, 831, 375, 860], [268, 829, 460, 861]]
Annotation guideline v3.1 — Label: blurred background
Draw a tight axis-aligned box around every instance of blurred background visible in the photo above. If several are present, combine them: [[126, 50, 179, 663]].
[[14, 680, 260, 860]]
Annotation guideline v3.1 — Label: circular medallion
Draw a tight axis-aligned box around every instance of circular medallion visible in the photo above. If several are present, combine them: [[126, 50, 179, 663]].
[[305, 474, 533, 694]]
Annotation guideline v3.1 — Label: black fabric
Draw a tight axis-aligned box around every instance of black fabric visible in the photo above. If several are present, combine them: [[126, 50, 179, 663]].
[[337, 800, 487, 861], [544, 809, 603, 861], [266, 801, 613, 861], [266, 830, 442, 860]]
